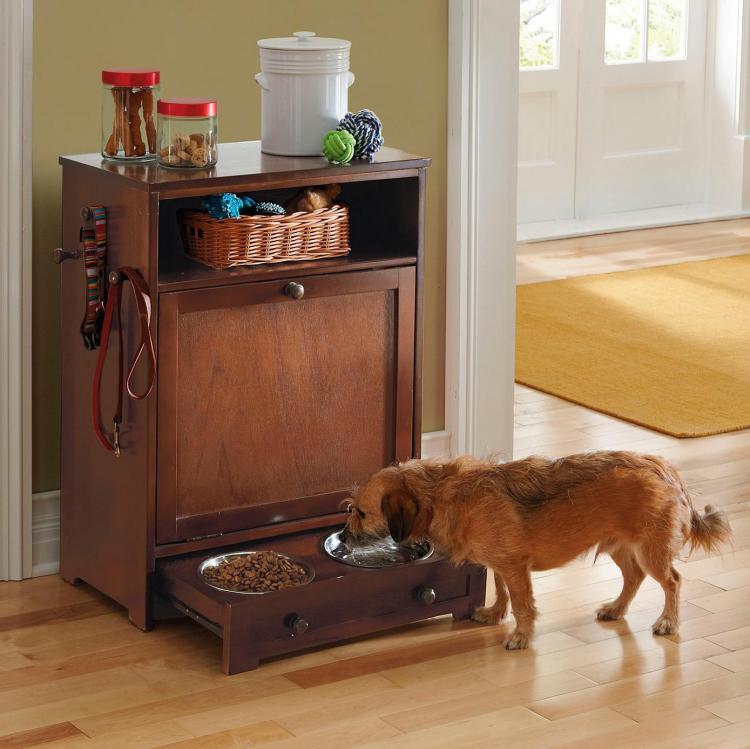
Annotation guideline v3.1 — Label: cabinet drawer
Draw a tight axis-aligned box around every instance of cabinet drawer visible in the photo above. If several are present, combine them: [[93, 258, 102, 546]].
[[155, 527, 487, 673]]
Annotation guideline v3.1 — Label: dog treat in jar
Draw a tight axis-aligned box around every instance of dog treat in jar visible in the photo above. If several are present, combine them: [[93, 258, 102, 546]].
[[101, 68, 160, 160], [157, 97, 218, 168], [200, 551, 312, 593]]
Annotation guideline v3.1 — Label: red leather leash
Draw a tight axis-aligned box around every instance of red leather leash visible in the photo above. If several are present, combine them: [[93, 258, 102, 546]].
[[92, 267, 156, 455]]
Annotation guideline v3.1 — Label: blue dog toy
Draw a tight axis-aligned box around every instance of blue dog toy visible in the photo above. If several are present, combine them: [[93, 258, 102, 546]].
[[202, 194, 256, 219]]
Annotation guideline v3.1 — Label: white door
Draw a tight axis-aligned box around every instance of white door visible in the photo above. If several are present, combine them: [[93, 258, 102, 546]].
[[517, 0, 708, 223], [576, 0, 708, 217], [518, 0, 580, 223]]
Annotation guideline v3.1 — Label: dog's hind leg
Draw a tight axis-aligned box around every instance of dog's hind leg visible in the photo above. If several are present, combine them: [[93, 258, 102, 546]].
[[636, 543, 682, 635], [472, 571, 509, 625], [596, 546, 645, 621], [503, 566, 536, 650]]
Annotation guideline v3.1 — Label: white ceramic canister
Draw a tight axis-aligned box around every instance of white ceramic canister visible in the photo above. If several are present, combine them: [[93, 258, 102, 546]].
[[255, 31, 354, 156]]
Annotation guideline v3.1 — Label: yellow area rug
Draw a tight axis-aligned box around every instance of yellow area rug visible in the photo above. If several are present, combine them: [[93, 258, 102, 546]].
[[516, 255, 750, 437]]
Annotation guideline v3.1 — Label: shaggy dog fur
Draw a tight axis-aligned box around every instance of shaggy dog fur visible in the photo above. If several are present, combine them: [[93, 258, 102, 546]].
[[343, 451, 732, 650]]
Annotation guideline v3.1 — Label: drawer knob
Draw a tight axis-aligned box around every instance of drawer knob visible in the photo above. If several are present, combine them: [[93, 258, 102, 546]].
[[416, 586, 437, 605], [286, 614, 309, 636], [283, 282, 305, 300]]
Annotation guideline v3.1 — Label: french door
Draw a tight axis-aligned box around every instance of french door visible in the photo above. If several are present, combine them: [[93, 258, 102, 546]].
[[518, 0, 707, 224]]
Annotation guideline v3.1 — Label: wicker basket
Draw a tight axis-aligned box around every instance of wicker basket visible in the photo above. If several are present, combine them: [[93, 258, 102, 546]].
[[179, 204, 350, 270]]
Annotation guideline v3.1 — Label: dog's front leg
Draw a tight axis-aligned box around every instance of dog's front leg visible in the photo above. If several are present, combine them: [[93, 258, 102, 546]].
[[504, 566, 536, 650], [472, 571, 509, 625]]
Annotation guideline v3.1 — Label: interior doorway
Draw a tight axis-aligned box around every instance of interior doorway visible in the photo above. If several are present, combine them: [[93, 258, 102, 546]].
[[518, 0, 708, 226]]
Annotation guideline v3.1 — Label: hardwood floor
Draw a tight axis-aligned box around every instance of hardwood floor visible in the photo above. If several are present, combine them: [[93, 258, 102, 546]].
[[2, 221, 749, 748], [517, 217, 750, 284]]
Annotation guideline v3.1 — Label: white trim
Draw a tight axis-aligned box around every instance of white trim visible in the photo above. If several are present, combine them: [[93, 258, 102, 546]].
[[1, 0, 33, 581], [420, 430, 452, 459], [518, 204, 750, 243], [32, 491, 60, 577], [446, 0, 518, 459]]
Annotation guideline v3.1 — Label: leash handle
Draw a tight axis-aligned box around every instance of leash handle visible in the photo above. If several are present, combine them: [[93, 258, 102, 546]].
[[92, 267, 156, 455], [79, 206, 108, 350]]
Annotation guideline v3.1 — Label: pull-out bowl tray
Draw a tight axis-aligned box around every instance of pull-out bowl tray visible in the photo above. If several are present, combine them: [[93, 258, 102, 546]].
[[155, 526, 486, 674]]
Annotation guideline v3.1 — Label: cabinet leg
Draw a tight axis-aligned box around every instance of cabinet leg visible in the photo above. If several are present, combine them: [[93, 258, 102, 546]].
[[222, 643, 260, 675], [452, 604, 474, 622], [128, 601, 152, 632], [222, 610, 260, 674]]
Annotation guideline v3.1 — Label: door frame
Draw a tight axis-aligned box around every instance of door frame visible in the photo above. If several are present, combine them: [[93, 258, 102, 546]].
[[445, 0, 519, 459], [0, 0, 33, 580]]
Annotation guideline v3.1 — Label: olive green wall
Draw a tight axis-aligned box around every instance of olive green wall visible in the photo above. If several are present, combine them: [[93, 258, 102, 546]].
[[33, 0, 448, 491]]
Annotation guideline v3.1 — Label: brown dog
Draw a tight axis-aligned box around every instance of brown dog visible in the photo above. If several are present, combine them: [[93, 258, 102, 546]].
[[343, 452, 732, 650]]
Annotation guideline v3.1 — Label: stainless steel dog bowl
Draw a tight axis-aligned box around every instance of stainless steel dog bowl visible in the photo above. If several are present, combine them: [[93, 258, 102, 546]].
[[198, 550, 315, 594], [323, 530, 434, 568]]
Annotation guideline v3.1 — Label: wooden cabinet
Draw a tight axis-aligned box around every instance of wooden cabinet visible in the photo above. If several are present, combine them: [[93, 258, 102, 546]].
[[58, 142, 485, 672]]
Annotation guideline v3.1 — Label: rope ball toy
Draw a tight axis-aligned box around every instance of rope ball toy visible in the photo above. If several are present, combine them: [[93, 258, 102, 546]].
[[337, 109, 384, 162], [322, 129, 356, 165]]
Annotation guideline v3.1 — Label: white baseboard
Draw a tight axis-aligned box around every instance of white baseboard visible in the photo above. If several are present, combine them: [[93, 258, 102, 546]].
[[32, 490, 60, 577], [421, 430, 452, 459], [517, 204, 750, 243], [30, 431, 453, 578]]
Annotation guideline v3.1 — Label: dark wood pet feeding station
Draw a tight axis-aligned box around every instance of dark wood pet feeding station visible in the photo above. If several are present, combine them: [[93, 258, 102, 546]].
[[56, 142, 486, 673]]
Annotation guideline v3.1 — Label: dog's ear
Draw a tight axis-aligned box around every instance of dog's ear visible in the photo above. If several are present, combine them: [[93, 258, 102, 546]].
[[381, 490, 432, 543], [381, 491, 418, 543]]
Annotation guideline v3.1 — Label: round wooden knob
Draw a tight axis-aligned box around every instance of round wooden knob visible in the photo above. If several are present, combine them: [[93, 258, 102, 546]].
[[417, 586, 437, 605], [284, 282, 305, 300], [287, 615, 309, 635]]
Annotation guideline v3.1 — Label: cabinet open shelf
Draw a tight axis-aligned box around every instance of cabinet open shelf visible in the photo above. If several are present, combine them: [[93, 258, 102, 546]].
[[157, 174, 421, 290]]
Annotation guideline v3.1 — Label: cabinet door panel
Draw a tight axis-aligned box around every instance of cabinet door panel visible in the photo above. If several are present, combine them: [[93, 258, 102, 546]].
[[157, 267, 415, 543]]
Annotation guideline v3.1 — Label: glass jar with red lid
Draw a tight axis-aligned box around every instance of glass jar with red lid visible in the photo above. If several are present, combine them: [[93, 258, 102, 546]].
[[157, 97, 218, 168], [101, 68, 160, 160]]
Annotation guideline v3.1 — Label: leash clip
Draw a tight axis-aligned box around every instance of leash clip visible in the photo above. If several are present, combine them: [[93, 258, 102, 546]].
[[113, 419, 121, 457]]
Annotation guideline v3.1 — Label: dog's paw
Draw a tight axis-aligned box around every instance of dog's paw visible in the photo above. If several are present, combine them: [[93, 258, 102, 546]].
[[504, 630, 530, 650], [596, 604, 624, 621], [472, 606, 502, 625], [652, 616, 678, 636]]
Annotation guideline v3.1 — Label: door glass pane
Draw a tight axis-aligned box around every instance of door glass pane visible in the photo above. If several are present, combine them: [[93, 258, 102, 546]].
[[520, 0, 559, 69], [648, 0, 686, 60], [605, 0, 645, 64]]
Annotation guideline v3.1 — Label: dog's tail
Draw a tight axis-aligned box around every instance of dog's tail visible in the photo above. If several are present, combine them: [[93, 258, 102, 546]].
[[688, 504, 732, 555], [644, 455, 733, 555]]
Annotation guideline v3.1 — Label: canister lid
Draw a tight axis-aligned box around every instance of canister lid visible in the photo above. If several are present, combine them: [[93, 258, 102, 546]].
[[102, 68, 160, 86], [157, 97, 217, 117], [257, 30, 351, 51]]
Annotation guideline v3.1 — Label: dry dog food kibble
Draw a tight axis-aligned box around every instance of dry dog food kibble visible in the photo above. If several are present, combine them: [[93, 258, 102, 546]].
[[201, 551, 309, 593]]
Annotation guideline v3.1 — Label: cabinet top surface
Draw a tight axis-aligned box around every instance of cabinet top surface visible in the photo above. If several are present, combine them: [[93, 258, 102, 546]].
[[59, 140, 430, 192]]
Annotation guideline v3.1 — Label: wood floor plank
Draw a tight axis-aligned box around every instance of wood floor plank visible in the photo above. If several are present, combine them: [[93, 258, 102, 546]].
[[703, 693, 750, 723], [381, 670, 595, 733], [708, 646, 750, 673], [573, 637, 729, 684], [366, 707, 634, 749], [73, 674, 299, 738], [528, 659, 728, 720], [0, 722, 84, 749], [0, 601, 115, 634], [151, 721, 291, 749]]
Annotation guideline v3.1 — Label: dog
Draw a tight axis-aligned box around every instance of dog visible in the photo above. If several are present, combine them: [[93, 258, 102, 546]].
[[342, 451, 732, 650]]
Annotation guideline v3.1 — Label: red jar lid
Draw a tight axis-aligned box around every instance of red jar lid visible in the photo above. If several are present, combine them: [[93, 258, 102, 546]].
[[101, 68, 160, 86], [157, 97, 217, 117]]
